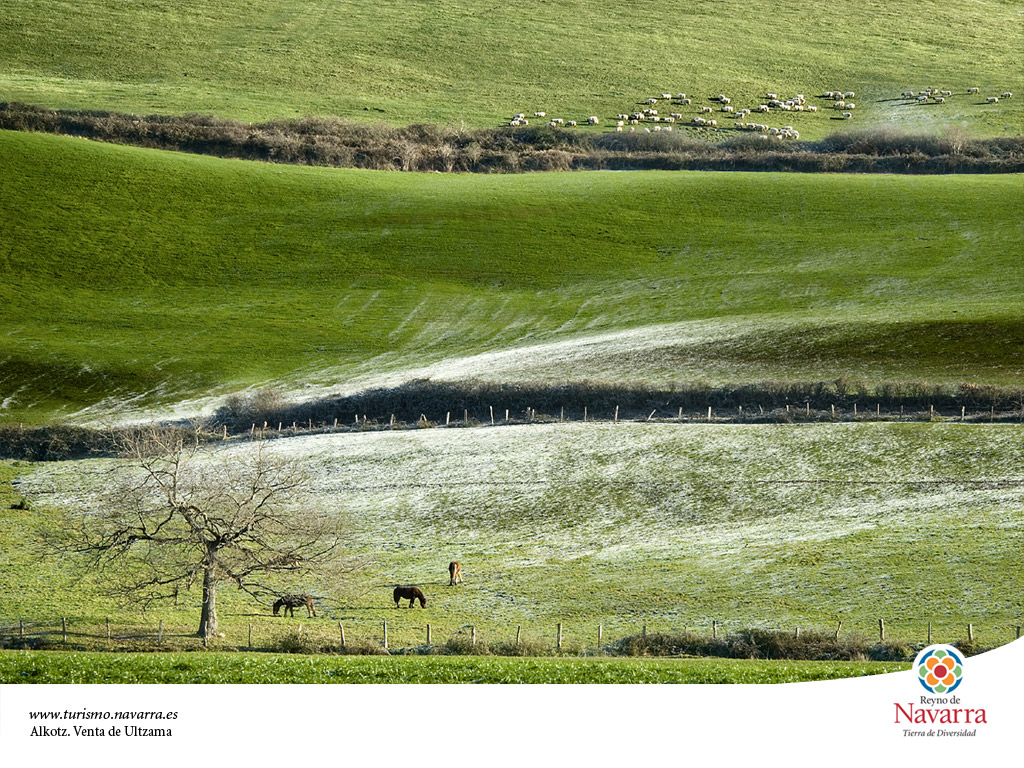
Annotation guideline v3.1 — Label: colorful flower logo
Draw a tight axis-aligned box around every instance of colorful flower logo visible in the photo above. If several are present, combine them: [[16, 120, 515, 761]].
[[916, 646, 964, 694]]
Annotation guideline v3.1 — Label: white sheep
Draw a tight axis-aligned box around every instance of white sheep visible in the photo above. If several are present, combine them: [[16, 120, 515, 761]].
[[675, 93, 687, 100], [534, 111, 546, 117], [934, 97, 945, 103], [833, 100, 846, 109], [708, 119, 717, 126], [588, 116, 600, 124], [844, 91, 855, 98], [842, 111, 852, 119], [845, 103, 855, 109], [680, 98, 692, 105], [661, 93, 672, 100], [968, 87, 980, 94], [645, 98, 658, 105], [566, 120, 577, 126], [700, 106, 713, 113], [807, 105, 818, 112], [722, 105, 734, 112], [902, 90, 916, 98], [941, 90, 952, 96], [987, 96, 999, 103], [758, 104, 770, 112], [1001, 92, 1013, 98], [767, 92, 778, 99], [615, 126, 623, 132]]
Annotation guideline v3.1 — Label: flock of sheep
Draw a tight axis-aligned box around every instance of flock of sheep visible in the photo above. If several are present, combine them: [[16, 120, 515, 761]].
[[507, 85, 1014, 139]]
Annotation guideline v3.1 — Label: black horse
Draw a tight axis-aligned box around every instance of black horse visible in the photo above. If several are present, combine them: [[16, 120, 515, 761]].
[[393, 586, 427, 608]]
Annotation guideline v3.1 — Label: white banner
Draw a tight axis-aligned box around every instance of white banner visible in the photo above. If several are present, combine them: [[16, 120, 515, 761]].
[[1, 639, 1020, 764]]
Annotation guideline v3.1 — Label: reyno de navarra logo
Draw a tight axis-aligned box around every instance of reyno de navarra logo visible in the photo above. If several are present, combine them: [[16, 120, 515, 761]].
[[894, 645, 986, 737]]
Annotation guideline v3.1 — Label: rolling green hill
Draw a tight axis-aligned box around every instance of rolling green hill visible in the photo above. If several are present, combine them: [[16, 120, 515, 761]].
[[1, 129, 1022, 422], [1, 0, 1021, 139]]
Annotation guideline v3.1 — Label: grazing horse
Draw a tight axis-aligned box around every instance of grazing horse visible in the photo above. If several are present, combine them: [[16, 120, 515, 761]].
[[448, 561, 463, 586], [393, 586, 427, 608], [273, 594, 316, 617]]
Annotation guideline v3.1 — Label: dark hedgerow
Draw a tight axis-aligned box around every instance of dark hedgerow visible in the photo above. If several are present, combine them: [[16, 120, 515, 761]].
[[1, 102, 1021, 174]]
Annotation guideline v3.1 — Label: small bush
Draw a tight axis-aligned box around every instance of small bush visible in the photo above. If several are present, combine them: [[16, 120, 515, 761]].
[[443, 634, 491, 655]]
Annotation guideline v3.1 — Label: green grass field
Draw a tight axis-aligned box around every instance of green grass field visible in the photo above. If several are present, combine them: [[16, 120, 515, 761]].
[[5, 422, 1021, 654], [1, 1, 1021, 139], [0, 651, 906, 684], [2, 129, 1022, 423]]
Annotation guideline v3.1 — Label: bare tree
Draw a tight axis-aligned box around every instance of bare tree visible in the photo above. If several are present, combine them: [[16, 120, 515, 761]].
[[60, 427, 345, 637]]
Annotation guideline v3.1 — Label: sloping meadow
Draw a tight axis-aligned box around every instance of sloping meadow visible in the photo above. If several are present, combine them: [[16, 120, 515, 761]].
[[16, 421, 1024, 648]]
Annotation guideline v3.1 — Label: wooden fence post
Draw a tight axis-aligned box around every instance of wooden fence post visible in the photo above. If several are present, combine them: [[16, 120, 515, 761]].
[[583, 406, 587, 422], [158, 620, 163, 646], [516, 625, 522, 647], [879, 618, 885, 641], [383, 620, 388, 649], [834, 621, 842, 640], [446, 412, 450, 425], [62, 617, 67, 644], [614, 405, 619, 422], [928, 622, 932, 644], [249, 623, 252, 648], [712, 620, 718, 639], [490, 406, 494, 425], [557, 623, 563, 650], [471, 626, 476, 646], [505, 409, 509, 422], [795, 627, 800, 637], [339, 623, 346, 647], [464, 409, 468, 425], [106, 617, 110, 642], [598, 623, 603, 649], [560, 407, 564, 423], [20, 618, 24, 637], [642, 623, 647, 637], [707, 406, 712, 420], [968, 623, 974, 642], [1016, 626, 1021, 640], [427, 624, 432, 645], [678, 407, 682, 420]]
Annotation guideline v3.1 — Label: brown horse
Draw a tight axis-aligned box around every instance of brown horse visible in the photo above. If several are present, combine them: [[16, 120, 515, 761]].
[[393, 586, 427, 608], [448, 561, 463, 585], [273, 594, 316, 617]]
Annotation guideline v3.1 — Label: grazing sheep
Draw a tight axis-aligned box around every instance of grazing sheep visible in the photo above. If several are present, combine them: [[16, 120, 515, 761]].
[[934, 97, 945, 103], [758, 104, 770, 112], [588, 115, 600, 124], [645, 97, 658, 105], [534, 111, 546, 117], [722, 105, 734, 112], [615, 126, 623, 132], [902, 90, 916, 98], [833, 100, 846, 109], [987, 96, 999, 103], [566, 120, 577, 126], [845, 103, 855, 109], [844, 91, 855, 98], [807, 105, 818, 112], [675, 93, 687, 99], [941, 90, 952, 96], [842, 111, 852, 119], [917, 94, 929, 102], [766, 92, 778, 99], [968, 87, 980, 94], [700, 105, 713, 113], [1001, 92, 1013, 98], [660, 93, 672, 99], [709, 119, 717, 127]]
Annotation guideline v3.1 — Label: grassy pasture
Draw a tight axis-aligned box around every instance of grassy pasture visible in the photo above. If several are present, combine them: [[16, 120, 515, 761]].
[[0, 1, 1021, 139], [2, 130, 1022, 423], [0, 651, 906, 684], [5, 422, 1022, 654]]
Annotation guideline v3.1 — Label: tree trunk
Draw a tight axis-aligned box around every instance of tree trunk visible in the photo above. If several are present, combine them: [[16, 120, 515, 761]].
[[197, 557, 218, 637]]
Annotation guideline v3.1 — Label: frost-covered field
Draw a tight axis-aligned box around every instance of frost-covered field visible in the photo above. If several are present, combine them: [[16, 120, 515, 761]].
[[19, 422, 1024, 647]]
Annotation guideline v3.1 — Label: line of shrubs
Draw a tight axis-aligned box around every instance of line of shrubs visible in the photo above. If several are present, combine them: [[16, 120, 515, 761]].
[[267, 628, 984, 661], [2, 378, 1022, 460], [210, 378, 1024, 433], [3, 102, 1022, 174]]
